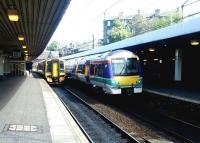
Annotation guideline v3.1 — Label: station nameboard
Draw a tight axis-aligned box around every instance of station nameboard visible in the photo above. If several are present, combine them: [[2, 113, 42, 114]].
[[13, 51, 21, 58]]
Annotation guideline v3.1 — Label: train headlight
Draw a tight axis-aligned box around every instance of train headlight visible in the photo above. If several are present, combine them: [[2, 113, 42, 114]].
[[137, 79, 141, 84], [136, 77, 142, 86], [110, 80, 119, 88]]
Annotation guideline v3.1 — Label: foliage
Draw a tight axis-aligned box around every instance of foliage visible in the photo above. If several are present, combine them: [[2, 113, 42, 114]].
[[109, 19, 133, 43], [150, 17, 171, 30], [132, 13, 151, 34], [170, 11, 182, 23], [47, 41, 60, 51], [150, 11, 182, 30], [107, 10, 182, 44]]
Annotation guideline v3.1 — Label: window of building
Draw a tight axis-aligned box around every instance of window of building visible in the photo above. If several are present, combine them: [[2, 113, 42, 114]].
[[107, 38, 109, 43], [107, 21, 111, 26], [107, 30, 111, 35]]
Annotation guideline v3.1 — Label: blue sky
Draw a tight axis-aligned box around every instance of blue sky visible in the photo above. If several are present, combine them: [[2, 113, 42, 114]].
[[49, 0, 199, 44]]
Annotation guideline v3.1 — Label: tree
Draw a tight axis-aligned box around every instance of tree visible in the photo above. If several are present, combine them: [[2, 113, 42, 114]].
[[150, 10, 182, 30], [132, 12, 151, 35], [47, 41, 60, 51], [170, 11, 182, 23], [109, 19, 133, 43]]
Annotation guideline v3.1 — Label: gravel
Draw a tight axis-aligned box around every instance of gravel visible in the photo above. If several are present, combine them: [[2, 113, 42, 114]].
[[63, 82, 179, 143]]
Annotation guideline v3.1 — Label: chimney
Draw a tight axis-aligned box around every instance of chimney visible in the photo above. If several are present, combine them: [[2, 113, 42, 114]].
[[118, 12, 124, 19], [155, 9, 160, 17]]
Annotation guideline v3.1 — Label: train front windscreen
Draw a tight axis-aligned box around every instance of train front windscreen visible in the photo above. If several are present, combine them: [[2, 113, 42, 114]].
[[111, 58, 138, 76]]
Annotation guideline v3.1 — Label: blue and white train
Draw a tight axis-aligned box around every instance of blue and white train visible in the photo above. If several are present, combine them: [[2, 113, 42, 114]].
[[64, 50, 143, 95]]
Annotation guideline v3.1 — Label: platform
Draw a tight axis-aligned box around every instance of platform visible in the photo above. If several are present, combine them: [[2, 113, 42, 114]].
[[0, 73, 89, 143], [144, 86, 200, 104]]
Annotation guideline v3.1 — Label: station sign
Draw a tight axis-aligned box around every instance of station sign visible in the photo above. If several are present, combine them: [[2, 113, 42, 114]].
[[13, 51, 21, 58]]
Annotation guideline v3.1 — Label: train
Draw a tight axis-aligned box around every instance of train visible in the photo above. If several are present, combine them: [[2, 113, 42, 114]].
[[33, 58, 66, 84], [65, 50, 143, 95]]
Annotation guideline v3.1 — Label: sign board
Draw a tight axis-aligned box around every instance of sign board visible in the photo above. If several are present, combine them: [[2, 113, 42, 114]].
[[13, 51, 21, 58]]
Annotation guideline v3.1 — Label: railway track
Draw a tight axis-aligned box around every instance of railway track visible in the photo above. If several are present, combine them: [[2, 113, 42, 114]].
[[123, 105, 200, 143], [103, 95, 200, 143], [61, 83, 200, 143], [52, 86, 148, 143], [90, 89, 200, 143]]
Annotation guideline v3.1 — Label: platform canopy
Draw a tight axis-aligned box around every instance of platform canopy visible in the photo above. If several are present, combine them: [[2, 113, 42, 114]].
[[0, 0, 70, 60]]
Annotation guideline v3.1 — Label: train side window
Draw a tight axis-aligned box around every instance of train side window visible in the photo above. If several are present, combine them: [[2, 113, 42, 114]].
[[95, 64, 99, 76], [95, 64, 103, 77], [90, 64, 95, 75], [98, 64, 104, 77], [101, 64, 104, 76]]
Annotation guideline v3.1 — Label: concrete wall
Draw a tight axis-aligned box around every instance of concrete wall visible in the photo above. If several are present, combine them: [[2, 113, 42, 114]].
[[174, 49, 182, 81], [0, 56, 4, 76]]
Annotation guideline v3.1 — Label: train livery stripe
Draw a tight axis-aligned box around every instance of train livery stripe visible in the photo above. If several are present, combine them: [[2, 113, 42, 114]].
[[90, 76, 142, 88], [90, 76, 117, 87]]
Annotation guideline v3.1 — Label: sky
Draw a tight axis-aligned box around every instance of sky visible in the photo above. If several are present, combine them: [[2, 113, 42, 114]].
[[48, 0, 200, 45]]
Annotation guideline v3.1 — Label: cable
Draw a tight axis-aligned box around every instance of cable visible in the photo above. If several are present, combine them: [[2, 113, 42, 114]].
[[94, 0, 123, 20]]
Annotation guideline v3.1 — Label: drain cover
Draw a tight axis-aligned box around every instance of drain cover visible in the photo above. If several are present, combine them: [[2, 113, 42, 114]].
[[6, 124, 39, 132]]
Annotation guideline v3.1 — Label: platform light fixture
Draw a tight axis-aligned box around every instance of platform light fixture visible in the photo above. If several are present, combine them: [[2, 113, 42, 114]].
[[22, 45, 26, 49], [143, 59, 147, 62], [24, 55, 28, 61], [18, 35, 24, 41], [154, 58, 159, 61], [149, 48, 155, 52], [8, 9, 19, 21], [190, 40, 199, 46], [24, 50, 28, 53]]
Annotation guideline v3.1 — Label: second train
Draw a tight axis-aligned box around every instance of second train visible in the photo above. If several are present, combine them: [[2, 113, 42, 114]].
[[64, 50, 143, 95]]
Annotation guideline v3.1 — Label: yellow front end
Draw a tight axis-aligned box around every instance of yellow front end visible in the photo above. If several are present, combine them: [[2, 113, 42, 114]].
[[59, 72, 65, 82], [114, 76, 140, 87], [46, 72, 53, 83], [45, 60, 66, 84], [113, 75, 143, 94]]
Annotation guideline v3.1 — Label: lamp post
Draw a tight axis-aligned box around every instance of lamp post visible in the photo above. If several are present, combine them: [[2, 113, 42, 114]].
[[181, 0, 190, 19], [181, 5, 184, 19], [92, 34, 95, 49]]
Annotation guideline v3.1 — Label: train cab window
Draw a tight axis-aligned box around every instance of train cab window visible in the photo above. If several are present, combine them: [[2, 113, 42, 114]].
[[77, 64, 83, 73], [126, 58, 138, 75], [82, 65, 85, 74], [112, 59, 125, 75], [112, 58, 138, 76], [47, 61, 52, 72]]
